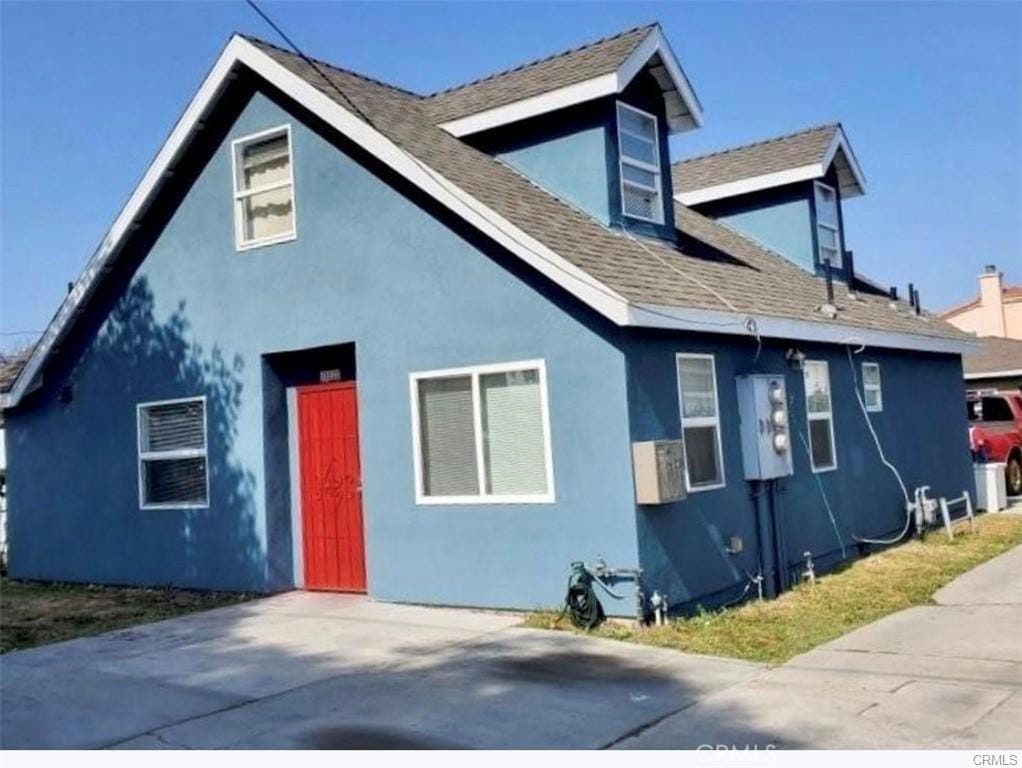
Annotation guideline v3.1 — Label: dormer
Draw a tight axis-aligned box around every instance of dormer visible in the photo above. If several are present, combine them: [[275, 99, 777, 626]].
[[424, 24, 702, 241], [671, 124, 867, 280]]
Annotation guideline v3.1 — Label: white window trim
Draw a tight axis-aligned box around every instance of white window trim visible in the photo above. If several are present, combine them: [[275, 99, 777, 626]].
[[676, 353, 726, 492], [231, 124, 298, 252], [616, 101, 665, 225], [136, 395, 210, 510], [803, 360, 838, 474], [862, 361, 883, 412], [814, 181, 842, 269], [409, 359, 555, 505]]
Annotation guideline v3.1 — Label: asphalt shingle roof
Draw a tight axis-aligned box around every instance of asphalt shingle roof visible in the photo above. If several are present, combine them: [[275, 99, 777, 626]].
[[249, 37, 968, 345], [671, 124, 839, 195], [963, 337, 1022, 376], [0, 348, 32, 395], [423, 25, 655, 124]]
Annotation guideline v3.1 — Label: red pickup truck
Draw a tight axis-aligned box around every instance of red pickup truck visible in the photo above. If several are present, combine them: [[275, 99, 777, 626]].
[[967, 391, 1022, 497]]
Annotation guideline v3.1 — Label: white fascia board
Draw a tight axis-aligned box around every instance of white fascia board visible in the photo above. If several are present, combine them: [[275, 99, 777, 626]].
[[822, 126, 867, 197], [439, 73, 618, 137], [964, 369, 1022, 380], [677, 129, 868, 207], [675, 163, 824, 206], [2, 37, 245, 412], [619, 26, 703, 131], [627, 303, 978, 355], [440, 27, 702, 137], [3, 36, 630, 409]]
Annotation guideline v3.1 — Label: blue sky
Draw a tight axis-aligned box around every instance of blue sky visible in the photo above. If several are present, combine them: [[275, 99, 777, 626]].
[[1, 1, 1019, 348]]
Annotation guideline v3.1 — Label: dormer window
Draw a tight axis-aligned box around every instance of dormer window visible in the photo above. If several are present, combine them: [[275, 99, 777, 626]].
[[814, 181, 842, 269], [616, 102, 664, 224]]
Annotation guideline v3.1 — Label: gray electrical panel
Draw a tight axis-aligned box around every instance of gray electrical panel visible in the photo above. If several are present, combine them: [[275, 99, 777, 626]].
[[736, 374, 794, 480], [632, 440, 686, 504]]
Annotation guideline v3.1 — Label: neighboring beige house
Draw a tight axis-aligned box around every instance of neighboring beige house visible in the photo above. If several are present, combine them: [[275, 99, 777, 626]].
[[940, 265, 1022, 339], [940, 265, 1022, 393]]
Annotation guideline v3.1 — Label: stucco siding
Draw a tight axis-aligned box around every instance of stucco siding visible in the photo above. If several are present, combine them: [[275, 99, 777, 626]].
[[5, 88, 639, 608], [624, 330, 974, 611]]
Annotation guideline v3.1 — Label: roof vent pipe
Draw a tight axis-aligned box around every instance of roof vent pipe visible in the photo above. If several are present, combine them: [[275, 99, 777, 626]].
[[889, 286, 898, 301], [908, 282, 916, 310], [824, 259, 835, 305], [913, 287, 922, 316]]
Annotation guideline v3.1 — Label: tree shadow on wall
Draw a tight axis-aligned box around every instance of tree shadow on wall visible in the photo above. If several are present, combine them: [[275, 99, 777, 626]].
[[68, 277, 264, 592]]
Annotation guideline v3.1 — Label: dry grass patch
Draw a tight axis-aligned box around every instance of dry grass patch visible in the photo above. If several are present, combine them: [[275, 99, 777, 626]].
[[524, 514, 1022, 664], [0, 579, 253, 653]]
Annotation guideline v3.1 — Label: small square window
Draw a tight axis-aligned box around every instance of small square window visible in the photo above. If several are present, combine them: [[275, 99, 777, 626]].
[[232, 126, 296, 250]]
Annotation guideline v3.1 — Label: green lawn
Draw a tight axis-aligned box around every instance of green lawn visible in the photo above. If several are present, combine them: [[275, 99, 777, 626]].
[[0, 579, 253, 653], [524, 513, 1022, 664]]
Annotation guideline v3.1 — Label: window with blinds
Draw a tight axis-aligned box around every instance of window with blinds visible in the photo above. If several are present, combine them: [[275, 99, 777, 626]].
[[232, 126, 296, 250], [137, 398, 208, 508], [616, 102, 664, 224], [676, 354, 725, 490], [412, 361, 554, 503]]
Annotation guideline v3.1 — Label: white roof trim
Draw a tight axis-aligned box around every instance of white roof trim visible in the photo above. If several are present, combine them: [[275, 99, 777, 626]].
[[626, 303, 977, 356], [3, 36, 633, 410], [964, 369, 1022, 380], [439, 26, 702, 138], [0, 38, 960, 409], [675, 126, 867, 206]]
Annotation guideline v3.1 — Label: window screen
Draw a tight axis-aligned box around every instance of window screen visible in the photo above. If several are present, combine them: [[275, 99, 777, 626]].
[[233, 127, 295, 248], [138, 399, 208, 507], [677, 355, 724, 489], [413, 362, 552, 501], [617, 103, 663, 224]]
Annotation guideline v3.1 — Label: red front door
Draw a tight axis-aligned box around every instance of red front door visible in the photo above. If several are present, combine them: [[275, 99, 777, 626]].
[[296, 381, 367, 592]]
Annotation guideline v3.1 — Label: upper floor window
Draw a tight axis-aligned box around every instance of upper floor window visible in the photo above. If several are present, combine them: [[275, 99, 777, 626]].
[[411, 360, 554, 504], [137, 397, 208, 509], [616, 102, 664, 225], [814, 182, 842, 269], [232, 125, 296, 251]]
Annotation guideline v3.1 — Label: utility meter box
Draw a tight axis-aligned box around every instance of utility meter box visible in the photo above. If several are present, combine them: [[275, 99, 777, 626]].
[[632, 440, 686, 505], [736, 374, 794, 480]]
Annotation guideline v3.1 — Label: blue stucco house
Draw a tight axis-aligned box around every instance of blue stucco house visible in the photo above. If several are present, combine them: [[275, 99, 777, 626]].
[[1, 24, 976, 615]]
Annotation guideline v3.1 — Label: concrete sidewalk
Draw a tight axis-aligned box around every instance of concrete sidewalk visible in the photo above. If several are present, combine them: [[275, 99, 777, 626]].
[[617, 545, 1022, 749]]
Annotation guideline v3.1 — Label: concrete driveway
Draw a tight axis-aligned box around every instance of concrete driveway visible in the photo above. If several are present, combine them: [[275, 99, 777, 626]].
[[0, 594, 759, 749], [2, 546, 1019, 749]]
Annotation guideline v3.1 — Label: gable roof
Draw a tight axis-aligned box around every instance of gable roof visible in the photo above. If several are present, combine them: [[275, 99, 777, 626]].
[[962, 337, 1022, 379], [672, 123, 866, 205], [425, 24, 702, 136], [2, 30, 970, 409]]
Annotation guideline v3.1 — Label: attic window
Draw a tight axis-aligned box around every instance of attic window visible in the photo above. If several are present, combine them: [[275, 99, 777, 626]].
[[616, 102, 664, 224], [814, 182, 843, 269], [232, 125, 296, 250]]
